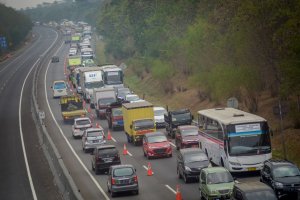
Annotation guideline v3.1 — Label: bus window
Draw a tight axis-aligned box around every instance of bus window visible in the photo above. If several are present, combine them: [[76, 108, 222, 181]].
[[204, 118, 223, 140]]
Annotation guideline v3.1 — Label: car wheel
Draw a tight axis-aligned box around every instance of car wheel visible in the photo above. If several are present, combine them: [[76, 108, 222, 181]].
[[107, 184, 110, 193], [91, 162, 95, 171], [169, 153, 172, 158], [177, 167, 182, 179], [134, 190, 139, 195], [147, 153, 151, 160], [183, 173, 189, 183]]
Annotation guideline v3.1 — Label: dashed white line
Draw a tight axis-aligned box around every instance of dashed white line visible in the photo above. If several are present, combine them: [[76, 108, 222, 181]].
[[142, 165, 154, 174], [170, 142, 176, 147], [111, 137, 116, 142], [165, 184, 177, 194], [127, 151, 133, 156]]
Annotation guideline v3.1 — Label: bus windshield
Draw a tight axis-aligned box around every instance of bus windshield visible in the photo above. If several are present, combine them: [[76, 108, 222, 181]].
[[105, 71, 123, 85], [85, 81, 104, 89], [227, 122, 271, 156]]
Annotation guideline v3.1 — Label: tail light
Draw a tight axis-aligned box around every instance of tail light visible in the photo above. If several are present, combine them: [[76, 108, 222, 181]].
[[111, 178, 116, 185], [133, 175, 138, 183]]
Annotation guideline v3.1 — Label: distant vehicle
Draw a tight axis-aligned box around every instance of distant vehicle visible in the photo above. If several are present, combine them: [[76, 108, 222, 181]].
[[92, 88, 116, 119], [99, 65, 124, 88], [260, 159, 300, 198], [199, 167, 234, 199], [52, 80, 67, 98], [116, 87, 131, 101], [143, 131, 172, 159], [82, 59, 95, 67], [91, 145, 121, 175], [197, 107, 272, 172], [175, 125, 199, 150], [60, 95, 86, 122], [51, 56, 59, 63], [72, 117, 92, 138], [124, 94, 145, 103], [153, 106, 167, 128], [164, 108, 193, 138], [106, 105, 124, 131], [177, 148, 210, 183], [82, 128, 106, 153], [107, 164, 139, 197], [232, 181, 277, 200]]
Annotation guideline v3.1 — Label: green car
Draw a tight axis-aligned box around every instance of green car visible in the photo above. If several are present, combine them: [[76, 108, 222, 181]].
[[199, 167, 234, 200]]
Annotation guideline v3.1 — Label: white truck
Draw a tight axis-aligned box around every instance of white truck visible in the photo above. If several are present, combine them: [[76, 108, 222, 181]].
[[78, 67, 104, 103], [92, 88, 116, 119], [99, 65, 124, 88]]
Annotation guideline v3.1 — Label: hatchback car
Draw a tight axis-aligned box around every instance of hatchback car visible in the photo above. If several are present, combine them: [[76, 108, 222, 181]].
[[175, 125, 199, 150], [143, 131, 172, 159], [52, 80, 68, 98], [153, 106, 167, 128], [72, 117, 92, 138], [107, 164, 139, 197], [82, 128, 106, 153], [91, 145, 121, 174], [260, 159, 300, 198], [199, 167, 234, 200], [177, 148, 210, 183], [232, 181, 277, 200]]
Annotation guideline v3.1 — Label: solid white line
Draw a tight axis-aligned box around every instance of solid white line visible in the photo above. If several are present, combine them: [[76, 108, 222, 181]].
[[170, 142, 176, 147], [19, 29, 58, 200], [165, 185, 177, 194], [44, 44, 110, 200]]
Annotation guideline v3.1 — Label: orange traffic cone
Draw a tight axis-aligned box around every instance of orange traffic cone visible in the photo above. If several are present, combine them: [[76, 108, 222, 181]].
[[107, 130, 112, 140], [123, 144, 128, 155], [147, 162, 153, 176], [176, 185, 182, 200]]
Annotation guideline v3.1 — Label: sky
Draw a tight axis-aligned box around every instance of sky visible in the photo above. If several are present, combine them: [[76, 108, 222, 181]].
[[0, 0, 57, 10]]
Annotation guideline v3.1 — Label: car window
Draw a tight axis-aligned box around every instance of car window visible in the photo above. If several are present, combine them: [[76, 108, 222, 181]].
[[184, 153, 208, 163], [87, 131, 102, 137], [98, 148, 118, 155], [76, 119, 90, 126], [181, 128, 199, 136], [273, 165, 300, 178], [245, 190, 277, 200], [201, 172, 206, 183], [207, 171, 233, 184], [113, 167, 134, 177], [147, 135, 167, 143]]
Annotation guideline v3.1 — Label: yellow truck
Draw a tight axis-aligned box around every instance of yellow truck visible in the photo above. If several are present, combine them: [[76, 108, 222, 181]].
[[122, 101, 156, 145], [60, 95, 86, 122]]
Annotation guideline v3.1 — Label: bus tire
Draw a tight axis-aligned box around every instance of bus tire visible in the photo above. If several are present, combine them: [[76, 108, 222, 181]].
[[221, 158, 224, 167]]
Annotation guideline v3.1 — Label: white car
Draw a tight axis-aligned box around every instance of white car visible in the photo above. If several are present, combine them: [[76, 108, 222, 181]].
[[82, 128, 106, 153], [52, 80, 67, 98], [154, 107, 167, 128], [125, 94, 145, 103], [72, 117, 92, 138]]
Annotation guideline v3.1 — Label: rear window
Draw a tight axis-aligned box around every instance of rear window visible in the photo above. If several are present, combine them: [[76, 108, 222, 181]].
[[87, 130, 103, 137], [113, 167, 134, 177], [76, 119, 90, 125], [98, 148, 118, 155]]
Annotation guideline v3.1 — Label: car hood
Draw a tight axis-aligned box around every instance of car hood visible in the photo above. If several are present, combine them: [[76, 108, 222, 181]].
[[148, 141, 170, 149], [185, 161, 209, 169], [274, 176, 300, 184], [229, 154, 269, 165], [182, 135, 199, 142]]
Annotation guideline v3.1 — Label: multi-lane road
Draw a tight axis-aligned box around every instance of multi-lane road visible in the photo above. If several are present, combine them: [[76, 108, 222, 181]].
[[1, 26, 277, 200]]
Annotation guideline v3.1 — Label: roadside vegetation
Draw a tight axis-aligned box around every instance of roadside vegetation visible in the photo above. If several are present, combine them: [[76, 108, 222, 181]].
[[96, 0, 300, 166], [0, 3, 32, 57]]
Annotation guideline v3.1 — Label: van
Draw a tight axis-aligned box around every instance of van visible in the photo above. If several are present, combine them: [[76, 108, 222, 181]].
[[52, 80, 68, 98]]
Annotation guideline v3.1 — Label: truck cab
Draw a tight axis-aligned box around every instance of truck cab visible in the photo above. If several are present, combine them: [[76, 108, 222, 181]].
[[164, 109, 193, 138]]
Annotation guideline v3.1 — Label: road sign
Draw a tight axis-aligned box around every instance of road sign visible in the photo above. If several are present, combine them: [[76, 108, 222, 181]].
[[0, 36, 7, 49]]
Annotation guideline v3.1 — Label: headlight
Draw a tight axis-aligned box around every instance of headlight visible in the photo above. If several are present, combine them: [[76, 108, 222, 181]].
[[185, 166, 191, 172], [229, 161, 241, 166], [274, 182, 283, 188]]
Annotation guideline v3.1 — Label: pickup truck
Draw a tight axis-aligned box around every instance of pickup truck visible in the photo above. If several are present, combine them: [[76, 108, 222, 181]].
[[60, 95, 86, 122]]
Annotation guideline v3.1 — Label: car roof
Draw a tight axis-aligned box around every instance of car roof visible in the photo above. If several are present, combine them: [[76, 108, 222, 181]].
[[53, 80, 65, 84], [86, 127, 103, 132], [234, 181, 273, 192], [202, 166, 229, 174], [96, 145, 116, 150], [178, 125, 198, 130], [180, 148, 204, 155], [144, 131, 166, 138]]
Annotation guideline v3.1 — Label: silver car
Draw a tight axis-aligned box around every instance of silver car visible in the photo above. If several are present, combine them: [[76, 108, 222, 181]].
[[72, 117, 92, 138], [82, 128, 106, 153]]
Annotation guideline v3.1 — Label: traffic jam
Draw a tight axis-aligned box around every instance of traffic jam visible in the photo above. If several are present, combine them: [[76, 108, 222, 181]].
[[49, 20, 300, 200]]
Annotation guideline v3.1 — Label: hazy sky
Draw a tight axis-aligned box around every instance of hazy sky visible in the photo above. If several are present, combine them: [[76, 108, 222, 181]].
[[1, 0, 57, 9]]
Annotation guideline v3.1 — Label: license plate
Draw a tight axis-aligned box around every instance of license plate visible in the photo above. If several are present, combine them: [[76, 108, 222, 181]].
[[93, 140, 99, 143], [103, 158, 113, 163], [248, 167, 256, 171]]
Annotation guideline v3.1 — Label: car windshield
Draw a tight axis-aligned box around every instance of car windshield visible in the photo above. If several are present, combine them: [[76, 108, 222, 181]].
[[154, 109, 167, 116], [85, 81, 104, 89], [206, 171, 233, 184], [181, 128, 198, 136], [127, 95, 139, 101], [172, 113, 191, 122], [54, 82, 66, 89], [134, 119, 154, 130], [245, 191, 277, 200], [184, 153, 208, 163], [112, 108, 122, 116], [98, 148, 118, 156], [113, 167, 134, 177], [99, 97, 116, 105], [147, 135, 167, 143], [76, 119, 90, 126], [273, 165, 300, 178], [87, 131, 103, 137]]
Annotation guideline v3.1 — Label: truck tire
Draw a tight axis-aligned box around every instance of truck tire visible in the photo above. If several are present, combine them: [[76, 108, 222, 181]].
[[126, 133, 132, 143]]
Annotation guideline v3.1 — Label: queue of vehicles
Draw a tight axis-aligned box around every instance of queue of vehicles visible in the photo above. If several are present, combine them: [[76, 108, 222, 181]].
[[50, 21, 300, 199]]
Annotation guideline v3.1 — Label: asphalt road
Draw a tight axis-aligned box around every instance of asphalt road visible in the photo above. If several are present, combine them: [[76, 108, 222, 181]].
[[0, 27, 62, 200]]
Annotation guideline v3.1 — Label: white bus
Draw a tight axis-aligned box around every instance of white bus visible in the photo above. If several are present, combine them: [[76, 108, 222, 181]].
[[197, 107, 272, 172]]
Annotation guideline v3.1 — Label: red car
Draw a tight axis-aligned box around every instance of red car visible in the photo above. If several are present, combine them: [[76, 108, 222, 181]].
[[175, 125, 199, 150], [143, 132, 172, 159]]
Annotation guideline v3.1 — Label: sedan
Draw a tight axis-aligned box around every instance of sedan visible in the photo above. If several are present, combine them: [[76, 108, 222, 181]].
[[72, 117, 92, 138], [177, 148, 210, 183], [82, 128, 106, 153], [143, 131, 172, 159], [175, 125, 200, 150], [153, 106, 167, 128], [107, 164, 139, 197]]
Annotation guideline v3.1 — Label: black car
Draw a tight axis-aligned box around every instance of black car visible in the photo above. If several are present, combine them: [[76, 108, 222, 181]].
[[177, 148, 210, 183], [51, 56, 59, 63], [232, 181, 277, 200], [116, 87, 131, 101], [107, 164, 139, 197], [260, 159, 300, 198], [91, 145, 121, 174]]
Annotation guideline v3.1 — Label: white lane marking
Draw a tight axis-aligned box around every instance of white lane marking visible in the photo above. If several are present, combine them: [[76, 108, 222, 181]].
[[19, 29, 58, 200], [45, 44, 110, 200], [142, 165, 154, 174], [127, 151, 133, 157], [165, 185, 177, 194], [170, 142, 176, 147], [111, 137, 116, 142]]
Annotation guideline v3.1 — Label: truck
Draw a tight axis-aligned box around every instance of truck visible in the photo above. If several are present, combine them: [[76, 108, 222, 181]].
[[164, 108, 193, 138], [122, 101, 156, 145], [78, 67, 104, 103], [99, 65, 124, 88], [60, 95, 86, 122], [92, 88, 116, 119], [67, 55, 81, 72]]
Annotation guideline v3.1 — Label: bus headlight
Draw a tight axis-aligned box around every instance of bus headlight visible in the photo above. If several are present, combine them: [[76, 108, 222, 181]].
[[229, 161, 241, 166]]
